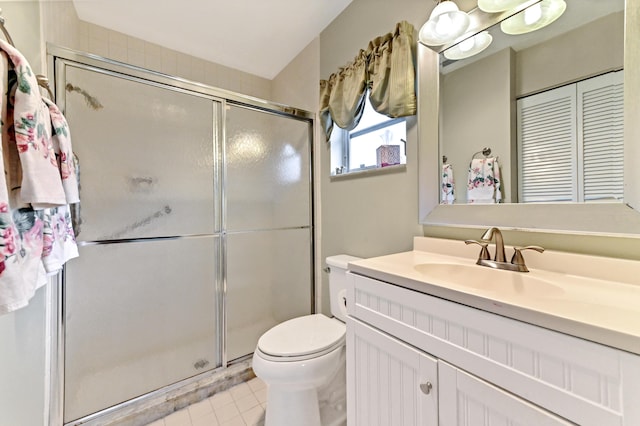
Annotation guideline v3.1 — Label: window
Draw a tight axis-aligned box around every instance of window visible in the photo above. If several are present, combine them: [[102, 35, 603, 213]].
[[330, 92, 407, 176], [517, 71, 623, 203]]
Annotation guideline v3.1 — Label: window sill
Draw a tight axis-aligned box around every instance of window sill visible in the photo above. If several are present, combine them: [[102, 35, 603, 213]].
[[330, 164, 407, 181]]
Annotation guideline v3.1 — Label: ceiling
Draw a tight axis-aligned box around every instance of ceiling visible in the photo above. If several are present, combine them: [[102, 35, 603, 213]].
[[72, 0, 353, 80]]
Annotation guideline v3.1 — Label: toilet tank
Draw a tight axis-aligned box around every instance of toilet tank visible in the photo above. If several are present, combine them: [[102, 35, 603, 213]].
[[326, 255, 362, 322]]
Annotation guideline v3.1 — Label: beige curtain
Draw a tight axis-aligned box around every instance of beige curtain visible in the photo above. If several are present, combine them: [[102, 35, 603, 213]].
[[320, 50, 368, 141], [319, 21, 416, 142], [368, 21, 417, 118]]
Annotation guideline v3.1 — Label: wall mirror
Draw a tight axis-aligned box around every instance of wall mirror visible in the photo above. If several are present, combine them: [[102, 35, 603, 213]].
[[417, 0, 640, 236]]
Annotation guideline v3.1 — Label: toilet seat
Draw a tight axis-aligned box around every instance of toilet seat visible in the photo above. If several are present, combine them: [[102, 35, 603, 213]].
[[257, 314, 345, 362]]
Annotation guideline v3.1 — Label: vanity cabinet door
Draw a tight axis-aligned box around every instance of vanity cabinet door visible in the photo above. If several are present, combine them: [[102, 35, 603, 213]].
[[438, 361, 574, 426], [347, 317, 438, 426]]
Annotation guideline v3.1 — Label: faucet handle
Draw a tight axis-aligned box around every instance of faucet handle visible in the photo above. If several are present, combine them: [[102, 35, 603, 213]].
[[465, 240, 490, 263], [510, 246, 544, 272]]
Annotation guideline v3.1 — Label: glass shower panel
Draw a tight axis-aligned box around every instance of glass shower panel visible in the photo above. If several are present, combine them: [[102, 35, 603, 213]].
[[226, 228, 312, 361], [224, 104, 313, 361], [64, 237, 220, 422], [225, 105, 311, 231], [63, 65, 218, 241]]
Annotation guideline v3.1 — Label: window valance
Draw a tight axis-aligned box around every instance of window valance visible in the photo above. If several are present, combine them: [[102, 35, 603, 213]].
[[320, 21, 417, 142]]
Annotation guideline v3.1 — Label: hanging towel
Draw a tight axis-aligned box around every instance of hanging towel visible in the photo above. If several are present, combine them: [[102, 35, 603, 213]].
[[0, 51, 49, 315], [42, 97, 80, 204], [467, 157, 502, 204], [41, 100, 79, 273], [441, 163, 455, 204], [41, 205, 78, 275], [0, 39, 66, 209]]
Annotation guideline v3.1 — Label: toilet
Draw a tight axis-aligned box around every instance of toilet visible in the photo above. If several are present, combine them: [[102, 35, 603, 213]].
[[252, 254, 361, 426]]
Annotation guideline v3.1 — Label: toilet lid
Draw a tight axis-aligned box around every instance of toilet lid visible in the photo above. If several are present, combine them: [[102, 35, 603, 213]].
[[258, 314, 345, 358]]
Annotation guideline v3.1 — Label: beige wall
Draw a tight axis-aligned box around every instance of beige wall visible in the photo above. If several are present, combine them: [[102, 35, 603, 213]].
[[317, 0, 433, 314], [272, 37, 320, 112], [442, 48, 516, 203], [0, 1, 41, 69], [517, 12, 624, 97]]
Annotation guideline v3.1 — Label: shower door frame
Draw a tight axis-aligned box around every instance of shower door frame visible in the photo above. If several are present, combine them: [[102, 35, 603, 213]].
[[46, 44, 316, 426]]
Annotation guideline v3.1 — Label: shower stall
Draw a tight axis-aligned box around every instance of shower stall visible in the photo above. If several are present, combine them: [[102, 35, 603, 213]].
[[49, 46, 314, 424]]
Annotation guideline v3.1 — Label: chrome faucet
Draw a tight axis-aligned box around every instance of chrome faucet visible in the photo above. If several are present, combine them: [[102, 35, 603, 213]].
[[465, 227, 544, 272]]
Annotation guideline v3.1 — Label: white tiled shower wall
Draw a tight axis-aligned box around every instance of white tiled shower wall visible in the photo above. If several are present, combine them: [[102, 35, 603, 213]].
[[39, 1, 272, 99]]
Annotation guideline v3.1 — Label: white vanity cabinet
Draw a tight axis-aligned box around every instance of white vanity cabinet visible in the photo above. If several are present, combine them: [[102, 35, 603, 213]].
[[346, 272, 640, 426], [438, 361, 572, 425], [347, 318, 439, 425]]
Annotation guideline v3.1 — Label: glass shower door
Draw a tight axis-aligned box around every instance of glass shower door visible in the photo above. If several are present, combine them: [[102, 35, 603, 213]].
[[224, 104, 313, 361], [60, 63, 222, 422]]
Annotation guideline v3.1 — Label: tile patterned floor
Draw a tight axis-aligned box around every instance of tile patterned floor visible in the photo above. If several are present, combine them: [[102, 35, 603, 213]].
[[147, 377, 267, 426]]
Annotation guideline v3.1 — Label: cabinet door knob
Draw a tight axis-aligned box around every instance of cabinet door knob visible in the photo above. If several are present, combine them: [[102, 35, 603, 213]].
[[419, 382, 433, 395]]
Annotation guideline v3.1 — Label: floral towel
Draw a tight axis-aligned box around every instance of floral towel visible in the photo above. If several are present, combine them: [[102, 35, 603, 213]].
[[0, 52, 48, 314], [467, 157, 502, 204], [0, 45, 79, 314], [441, 163, 455, 204], [41, 206, 78, 275], [43, 97, 80, 204], [0, 39, 66, 209]]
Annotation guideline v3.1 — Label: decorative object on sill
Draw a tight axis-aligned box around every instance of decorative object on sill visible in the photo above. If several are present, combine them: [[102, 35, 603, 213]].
[[319, 21, 416, 142], [441, 161, 456, 204], [467, 151, 502, 204], [419, 0, 470, 46], [376, 130, 401, 168], [444, 31, 493, 60], [501, 0, 566, 35], [376, 145, 401, 168], [477, 0, 530, 13]]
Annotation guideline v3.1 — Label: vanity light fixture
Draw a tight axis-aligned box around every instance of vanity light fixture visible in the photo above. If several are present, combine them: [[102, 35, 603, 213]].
[[443, 31, 493, 60], [500, 0, 566, 35], [419, 0, 470, 46]]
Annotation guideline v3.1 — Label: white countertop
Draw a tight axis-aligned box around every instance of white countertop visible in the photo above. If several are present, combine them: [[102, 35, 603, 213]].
[[348, 237, 640, 355]]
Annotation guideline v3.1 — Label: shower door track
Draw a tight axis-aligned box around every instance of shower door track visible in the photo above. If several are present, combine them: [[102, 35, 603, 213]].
[[46, 44, 315, 426]]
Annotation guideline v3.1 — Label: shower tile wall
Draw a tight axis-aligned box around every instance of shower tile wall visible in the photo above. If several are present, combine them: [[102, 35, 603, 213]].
[[39, 1, 272, 99]]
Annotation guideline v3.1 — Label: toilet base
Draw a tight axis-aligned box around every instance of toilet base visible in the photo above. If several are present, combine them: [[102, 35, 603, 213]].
[[262, 356, 346, 426], [265, 387, 321, 426]]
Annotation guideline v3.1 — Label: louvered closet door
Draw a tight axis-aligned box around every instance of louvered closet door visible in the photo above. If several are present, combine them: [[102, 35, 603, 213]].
[[577, 70, 624, 202], [517, 85, 577, 203], [517, 71, 624, 204]]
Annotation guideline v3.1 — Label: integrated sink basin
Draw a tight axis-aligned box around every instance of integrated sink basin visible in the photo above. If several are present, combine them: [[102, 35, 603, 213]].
[[413, 263, 565, 297]]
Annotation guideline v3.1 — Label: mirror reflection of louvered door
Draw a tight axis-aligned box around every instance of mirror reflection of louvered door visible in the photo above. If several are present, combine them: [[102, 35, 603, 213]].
[[517, 70, 624, 203]]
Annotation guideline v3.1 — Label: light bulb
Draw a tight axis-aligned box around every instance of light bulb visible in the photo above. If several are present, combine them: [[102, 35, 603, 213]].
[[435, 13, 453, 36], [443, 31, 493, 61], [524, 3, 542, 25], [419, 1, 471, 46], [501, 0, 566, 35], [458, 37, 475, 52]]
